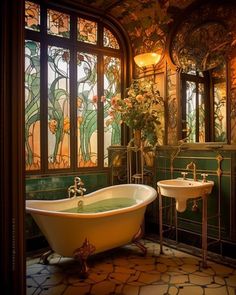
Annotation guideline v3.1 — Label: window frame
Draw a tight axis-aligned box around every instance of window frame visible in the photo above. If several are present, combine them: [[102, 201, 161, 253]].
[[181, 68, 228, 143], [25, 1, 130, 175]]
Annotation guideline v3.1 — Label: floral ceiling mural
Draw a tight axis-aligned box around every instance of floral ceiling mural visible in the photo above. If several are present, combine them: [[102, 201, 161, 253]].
[[110, 0, 171, 56], [75, 0, 195, 56], [170, 2, 236, 72]]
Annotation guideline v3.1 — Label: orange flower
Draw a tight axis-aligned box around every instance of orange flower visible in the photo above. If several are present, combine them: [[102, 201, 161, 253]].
[[63, 117, 70, 133], [124, 98, 132, 108], [111, 96, 119, 106], [92, 95, 98, 104], [48, 119, 57, 134], [77, 97, 83, 108], [135, 94, 144, 103]]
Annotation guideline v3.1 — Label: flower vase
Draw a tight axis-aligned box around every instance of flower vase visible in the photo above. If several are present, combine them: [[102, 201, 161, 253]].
[[144, 151, 154, 167], [133, 129, 142, 147]]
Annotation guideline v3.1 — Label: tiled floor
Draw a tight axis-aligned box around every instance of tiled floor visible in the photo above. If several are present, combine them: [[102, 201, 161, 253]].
[[27, 239, 236, 295]]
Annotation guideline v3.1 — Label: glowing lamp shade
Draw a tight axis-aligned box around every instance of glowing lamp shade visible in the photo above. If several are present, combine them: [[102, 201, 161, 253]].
[[134, 52, 161, 68]]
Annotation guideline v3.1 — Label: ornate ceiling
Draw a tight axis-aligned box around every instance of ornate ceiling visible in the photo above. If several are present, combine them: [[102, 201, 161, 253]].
[[72, 0, 236, 70], [73, 0, 196, 56], [170, 1, 236, 72]]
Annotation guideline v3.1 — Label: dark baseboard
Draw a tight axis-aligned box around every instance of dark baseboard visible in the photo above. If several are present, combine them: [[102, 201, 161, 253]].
[[26, 235, 49, 255], [145, 222, 236, 260], [26, 223, 236, 262]]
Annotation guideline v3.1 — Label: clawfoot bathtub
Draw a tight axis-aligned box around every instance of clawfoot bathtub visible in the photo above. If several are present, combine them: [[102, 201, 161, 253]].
[[26, 184, 157, 276]]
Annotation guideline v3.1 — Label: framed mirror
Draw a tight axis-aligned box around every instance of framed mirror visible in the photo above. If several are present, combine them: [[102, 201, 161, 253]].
[[169, 0, 236, 143], [180, 61, 227, 143]]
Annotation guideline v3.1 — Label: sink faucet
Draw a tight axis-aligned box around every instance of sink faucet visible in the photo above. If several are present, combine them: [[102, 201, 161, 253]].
[[186, 161, 197, 181], [68, 176, 86, 198]]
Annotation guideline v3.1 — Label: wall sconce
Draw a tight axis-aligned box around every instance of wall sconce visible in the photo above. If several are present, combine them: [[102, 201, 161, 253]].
[[134, 52, 161, 68]]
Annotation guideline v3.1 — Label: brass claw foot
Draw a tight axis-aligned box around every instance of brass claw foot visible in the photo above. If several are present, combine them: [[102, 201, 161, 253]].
[[73, 238, 96, 278], [132, 226, 147, 256], [40, 249, 54, 265]]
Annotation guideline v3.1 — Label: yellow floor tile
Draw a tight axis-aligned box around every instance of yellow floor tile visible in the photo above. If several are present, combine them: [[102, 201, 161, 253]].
[[26, 239, 236, 295]]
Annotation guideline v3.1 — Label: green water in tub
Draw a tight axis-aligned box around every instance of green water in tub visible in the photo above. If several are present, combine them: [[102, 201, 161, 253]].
[[61, 198, 137, 213]]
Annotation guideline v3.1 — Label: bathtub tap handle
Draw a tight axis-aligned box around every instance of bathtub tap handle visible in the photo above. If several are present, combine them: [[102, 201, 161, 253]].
[[68, 185, 75, 198], [75, 176, 84, 186], [78, 187, 86, 196], [74, 177, 81, 187]]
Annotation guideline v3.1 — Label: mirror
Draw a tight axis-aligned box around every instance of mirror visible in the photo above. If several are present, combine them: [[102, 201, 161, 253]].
[[181, 61, 227, 143], [169, 1, 236, 143]]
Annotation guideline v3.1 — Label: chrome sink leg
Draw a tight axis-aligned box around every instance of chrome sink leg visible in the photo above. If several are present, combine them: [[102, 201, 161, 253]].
[[202, 194, 208, 268], [158, 187, 164, 254]]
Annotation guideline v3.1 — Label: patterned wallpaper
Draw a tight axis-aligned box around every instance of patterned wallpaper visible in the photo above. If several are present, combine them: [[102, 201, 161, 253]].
[[230, 48, 236, 143]]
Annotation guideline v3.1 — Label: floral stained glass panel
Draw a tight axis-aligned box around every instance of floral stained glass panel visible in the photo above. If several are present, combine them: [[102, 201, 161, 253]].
[[25, 40, 41, 171], [186, 81, 196, 142], [77, 18, 97, 45], [214, 82, 227, 142], [25, 1, 40, 31], [47, 9, 70, 38], [104, 56, 121, 167], [48, 46, 70, 169], [198, 83, 205, 143], [167, 67, 178, 144], [103, 28, 120, 49], [77, 52, 98, 167]]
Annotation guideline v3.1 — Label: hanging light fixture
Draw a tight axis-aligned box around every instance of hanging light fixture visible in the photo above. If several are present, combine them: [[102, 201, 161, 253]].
[[134, 52, 161, 68]]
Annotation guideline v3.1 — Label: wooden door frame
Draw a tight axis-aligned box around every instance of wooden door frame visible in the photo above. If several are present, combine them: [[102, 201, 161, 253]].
[[1, 0, 25, 294]]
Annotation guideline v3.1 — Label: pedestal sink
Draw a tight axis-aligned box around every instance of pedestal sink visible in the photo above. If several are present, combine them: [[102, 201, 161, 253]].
[[157, 178, 214, 212], [157, 178, 214, 268]]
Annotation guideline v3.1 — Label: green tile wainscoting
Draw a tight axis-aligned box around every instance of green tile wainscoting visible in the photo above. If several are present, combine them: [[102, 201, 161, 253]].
[[108, 145, 157, 187], [26, 146, 236, 259], [26, 172, 109, 252], [145, 146, 236, 259]]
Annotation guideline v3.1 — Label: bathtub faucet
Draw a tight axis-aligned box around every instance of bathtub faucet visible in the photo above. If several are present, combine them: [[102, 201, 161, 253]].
[[68, 176, 86, 198]]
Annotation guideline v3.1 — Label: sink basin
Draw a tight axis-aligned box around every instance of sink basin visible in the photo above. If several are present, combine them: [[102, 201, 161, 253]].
[[157, 179, 214, 212]]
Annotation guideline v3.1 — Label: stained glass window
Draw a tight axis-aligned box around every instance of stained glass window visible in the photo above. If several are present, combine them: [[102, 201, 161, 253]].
[[77, 18, 97, 44], [48, 46, 70, 169], [47, 9, 70, 38], [25, 1, 124, 173], [25, 1, 40, 31], [103, 28, 120, 49], [77, 52, 98, 167], [25, 40, 41, 170], [103, 56, 121, 167]]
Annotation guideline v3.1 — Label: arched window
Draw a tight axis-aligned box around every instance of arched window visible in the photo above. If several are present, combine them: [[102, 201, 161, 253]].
[[25, 1, 128, 173]]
